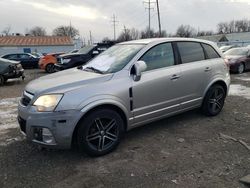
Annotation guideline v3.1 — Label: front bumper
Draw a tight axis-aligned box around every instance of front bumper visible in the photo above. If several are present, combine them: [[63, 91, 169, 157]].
[[229, 63, 239, 73], [54, 64, 66, 72], [18, 102, 83, 149]]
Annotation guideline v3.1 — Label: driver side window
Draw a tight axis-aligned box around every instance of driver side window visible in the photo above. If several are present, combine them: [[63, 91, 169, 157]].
[[140, 43, 175, 72]]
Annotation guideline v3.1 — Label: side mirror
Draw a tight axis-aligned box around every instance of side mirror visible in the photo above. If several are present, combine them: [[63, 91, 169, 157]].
[[92, 51, 99, 55], [132, 61, 147, 81]]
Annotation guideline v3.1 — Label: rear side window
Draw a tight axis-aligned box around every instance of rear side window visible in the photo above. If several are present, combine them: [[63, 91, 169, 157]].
[[177, 42, 205, 64], [140, 43, 175, 71], [202, 43, 220, 59]]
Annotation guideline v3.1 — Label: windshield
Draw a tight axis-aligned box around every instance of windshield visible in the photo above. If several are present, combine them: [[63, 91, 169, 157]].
[[82, 44, 145, 74], [224, 48, 248, 56], [78, 46, 95, 54]]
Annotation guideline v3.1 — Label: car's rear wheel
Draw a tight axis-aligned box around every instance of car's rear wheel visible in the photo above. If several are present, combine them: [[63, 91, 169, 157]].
[[202, 85, 226, 116], [0, 75, 4, 85], [45, 63, 55, 73], [238, 63, 245, 74], [77, 108, 124, 156]]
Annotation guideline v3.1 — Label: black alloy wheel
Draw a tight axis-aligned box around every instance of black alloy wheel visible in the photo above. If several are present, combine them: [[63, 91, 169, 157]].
[[202, 85, 226, 116], [45, 63, 55, 73], [77, 109, 124, 156]]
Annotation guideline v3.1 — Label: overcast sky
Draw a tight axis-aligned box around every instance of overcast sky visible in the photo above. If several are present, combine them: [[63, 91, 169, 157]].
[[1, 0, 250, 42]]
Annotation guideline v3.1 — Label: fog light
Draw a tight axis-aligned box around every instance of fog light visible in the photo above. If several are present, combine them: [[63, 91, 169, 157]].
[[42, 128, 56, 144]]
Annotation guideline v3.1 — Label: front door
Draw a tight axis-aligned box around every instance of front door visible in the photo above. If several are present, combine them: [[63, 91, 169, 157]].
[[132, 42, 182, 124]]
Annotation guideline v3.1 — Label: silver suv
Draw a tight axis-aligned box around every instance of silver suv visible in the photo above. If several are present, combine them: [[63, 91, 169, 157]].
[[18, 38, 230, 156]]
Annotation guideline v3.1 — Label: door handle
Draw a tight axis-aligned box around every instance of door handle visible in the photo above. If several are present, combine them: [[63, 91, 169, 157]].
[[204, 67, 211, 72], [171, 74, 180, 80]]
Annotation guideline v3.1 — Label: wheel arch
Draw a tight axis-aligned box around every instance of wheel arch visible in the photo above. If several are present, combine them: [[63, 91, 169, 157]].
[[203, 79, 228, 99], [71, 101, 129, 147]]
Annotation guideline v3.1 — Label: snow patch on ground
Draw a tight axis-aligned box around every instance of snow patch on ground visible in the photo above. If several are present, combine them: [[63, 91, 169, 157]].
[[235, 76, 250, 82], [0, 97, 22, 146], [229, 84, 250, 99]]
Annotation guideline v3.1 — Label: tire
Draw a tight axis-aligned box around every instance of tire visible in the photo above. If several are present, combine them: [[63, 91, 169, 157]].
[[77, 108, 125, 156], [0, 75, 4, 86], [202, 85, 226, 116], [238, 63, 245, 74], [3, 78, 8, 83], [45, 63, 55, 73]]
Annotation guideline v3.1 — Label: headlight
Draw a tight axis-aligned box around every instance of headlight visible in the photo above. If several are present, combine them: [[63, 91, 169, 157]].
[[62, 58, 71, 64], [33, 94, 63, 112]]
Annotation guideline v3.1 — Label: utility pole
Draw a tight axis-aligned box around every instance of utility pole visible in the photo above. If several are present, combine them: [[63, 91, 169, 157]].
[[69, 20, 72, 38], [89, 30, 92, 45], [111, 14, 119, 40], [143, 0, 155, 37], [156, 0, 161, 37]]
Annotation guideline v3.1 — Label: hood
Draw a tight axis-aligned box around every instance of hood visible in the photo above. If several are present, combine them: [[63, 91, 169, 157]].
[[59, 53, 87, 59], [225, 55, 246, 60], [26, 68, 113, 95]]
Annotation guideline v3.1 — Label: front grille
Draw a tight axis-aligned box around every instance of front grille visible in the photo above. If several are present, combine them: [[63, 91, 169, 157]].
[[18, 116, 26, 134], [21, 91, 34, 107]]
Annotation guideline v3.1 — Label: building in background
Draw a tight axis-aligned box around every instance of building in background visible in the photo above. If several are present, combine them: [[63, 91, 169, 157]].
[[197, 32, 250, 47], [0, 36, 75, 56]]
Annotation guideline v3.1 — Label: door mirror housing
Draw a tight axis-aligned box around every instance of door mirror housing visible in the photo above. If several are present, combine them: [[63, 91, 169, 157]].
[[132, 61, 147, 81]]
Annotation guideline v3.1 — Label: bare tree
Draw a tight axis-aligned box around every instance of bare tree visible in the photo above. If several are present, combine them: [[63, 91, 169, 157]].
[[28, 26, 46, 36], [2, 26, 11, 36], [197, 30, 214, 37], [53, 25, 79, 38], [176, 25, 197, 37]]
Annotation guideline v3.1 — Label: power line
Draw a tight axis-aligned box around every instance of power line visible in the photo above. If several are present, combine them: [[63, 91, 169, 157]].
[[111, 14, 119, 40], [143, 0, 155, 36]]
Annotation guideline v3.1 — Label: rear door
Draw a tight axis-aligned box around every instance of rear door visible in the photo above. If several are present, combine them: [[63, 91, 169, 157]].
[[175, 41, 209, 108], [132, 42, 182, 124]]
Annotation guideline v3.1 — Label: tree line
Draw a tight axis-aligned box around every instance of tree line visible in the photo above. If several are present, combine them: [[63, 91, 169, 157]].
[[2, 18, 250, 42]]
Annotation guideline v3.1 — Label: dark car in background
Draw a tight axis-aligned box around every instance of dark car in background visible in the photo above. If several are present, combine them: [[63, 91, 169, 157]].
[[0, 58, 24, 85], [54, 45, 111, 71], [224, 47, 250, 74], [1, 53, 40, 69]]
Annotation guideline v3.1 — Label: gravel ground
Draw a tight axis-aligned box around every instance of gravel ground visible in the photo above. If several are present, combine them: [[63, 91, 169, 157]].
[[0, 69, 250, 188]]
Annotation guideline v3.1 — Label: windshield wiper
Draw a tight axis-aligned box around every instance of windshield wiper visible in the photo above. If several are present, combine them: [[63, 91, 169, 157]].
[[84, 66, 104, 74]]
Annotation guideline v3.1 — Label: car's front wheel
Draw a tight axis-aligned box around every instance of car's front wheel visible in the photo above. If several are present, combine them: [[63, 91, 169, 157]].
[[45, 63, 55, 73], [77, 108, 125, 156], [202, 84, 226, 116]]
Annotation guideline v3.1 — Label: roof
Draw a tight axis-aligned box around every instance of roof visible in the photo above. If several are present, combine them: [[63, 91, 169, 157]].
[[120, 37, 217, 46], [226, 32, 250, 42], [0, 36, 74, 47], [198, 32, 250, 43]]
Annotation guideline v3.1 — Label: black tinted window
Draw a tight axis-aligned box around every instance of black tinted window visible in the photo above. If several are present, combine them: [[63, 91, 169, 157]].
[[177, 42, 205, 63], [140, 43, 175, 71], [4, 54, 17, 59], [19, 54, 30, 59], [202, 44, 220, 59]]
